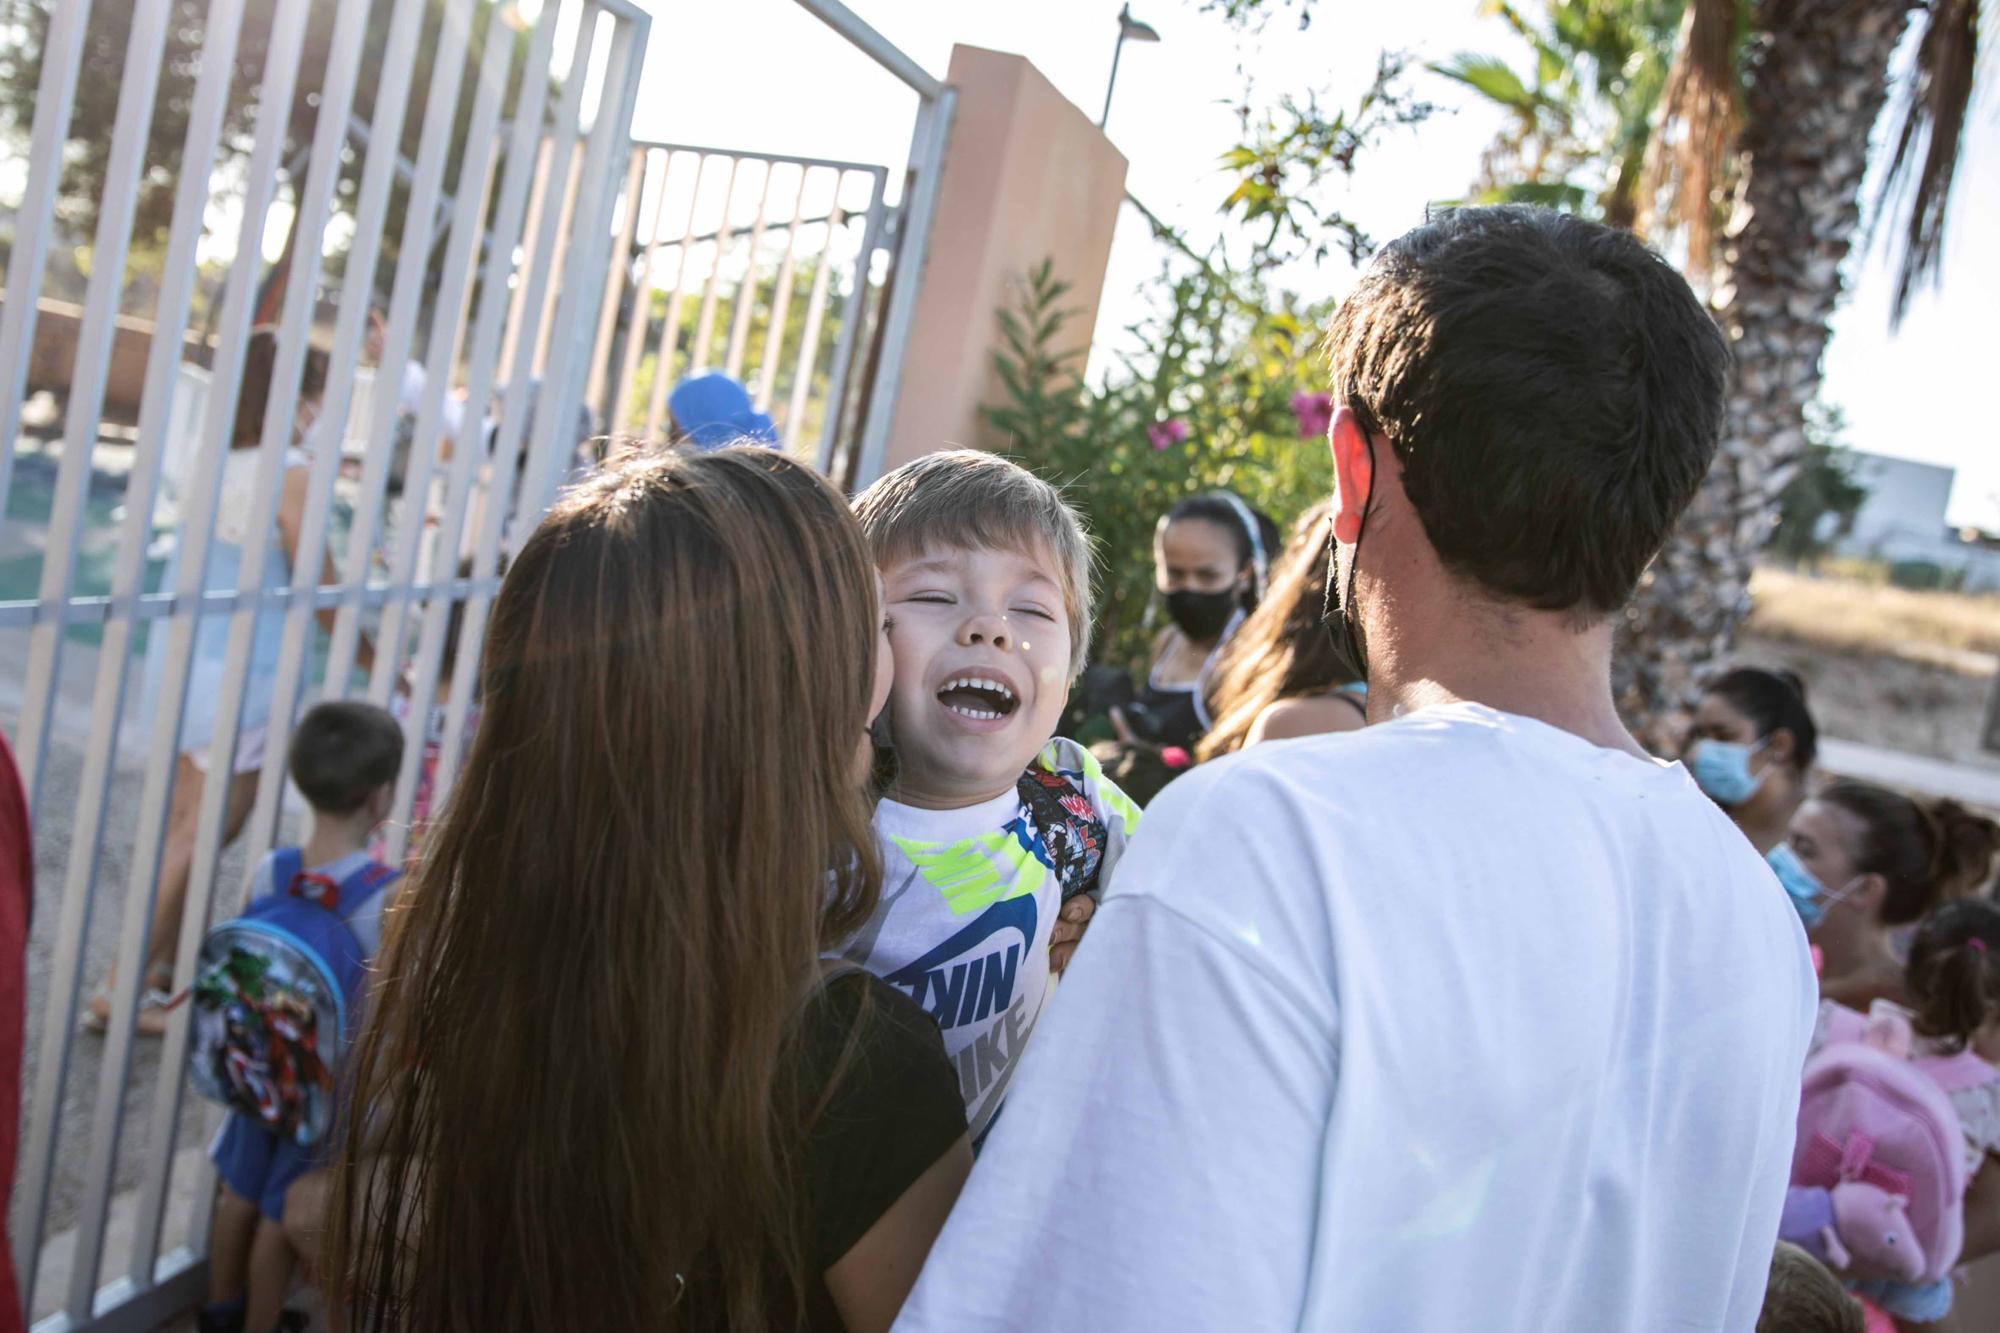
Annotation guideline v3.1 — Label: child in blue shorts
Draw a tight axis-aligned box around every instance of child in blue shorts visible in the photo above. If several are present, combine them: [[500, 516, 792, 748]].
[[198, 701, 403, 1333]]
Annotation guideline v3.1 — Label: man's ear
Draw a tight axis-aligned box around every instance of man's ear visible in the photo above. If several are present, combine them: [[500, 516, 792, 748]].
[[1330, 406, 1375, 546]]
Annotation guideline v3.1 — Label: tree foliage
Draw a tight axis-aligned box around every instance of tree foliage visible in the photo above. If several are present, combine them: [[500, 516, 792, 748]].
[[983, 257, 1334, 671]]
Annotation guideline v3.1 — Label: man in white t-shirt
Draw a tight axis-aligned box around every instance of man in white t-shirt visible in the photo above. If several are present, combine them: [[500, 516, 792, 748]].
[[895, 207, 1818, 1331]]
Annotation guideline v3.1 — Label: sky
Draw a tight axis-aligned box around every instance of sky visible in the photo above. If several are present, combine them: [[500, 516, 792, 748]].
[[610, 0, 2000, 529]]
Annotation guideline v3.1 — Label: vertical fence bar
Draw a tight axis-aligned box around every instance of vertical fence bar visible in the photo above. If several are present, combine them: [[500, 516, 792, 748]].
[[497, 137, 555, 375], [527, 14, 640, 512], [753, 165, 812, 413], [585, 145, 645, 429], [613, 150, 674, 435], [380, 7, 563, 864], [784, 203, 843, 453], [435, 7, 645, 803], [687, 155, 741, 371], [816, 170, 886, 473], [9, 0, 247, 1304], [531, 141, 586, 375], [323, 0, 482, 695], [364, 17, 519, 707], [136, 0, 374, 1277], [12, 0, 170, 819], [723, 162, 775, 379], [431, 4, 610, 795], [0, 0, 92, 539], [851, 86, 956, 487], [234, 0, 433, 893], [63, 0, 315, 1314], [641, 154, 711, 440]]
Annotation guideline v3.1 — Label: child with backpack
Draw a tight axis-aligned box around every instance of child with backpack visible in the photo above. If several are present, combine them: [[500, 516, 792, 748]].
[[191, 701, 403, 1333], [846, 451, 1140, 1144], [1786, 898, 2000, 1323]]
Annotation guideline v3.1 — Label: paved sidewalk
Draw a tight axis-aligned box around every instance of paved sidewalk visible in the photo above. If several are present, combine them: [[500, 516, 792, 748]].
[[1819, 736, 2000, 810]]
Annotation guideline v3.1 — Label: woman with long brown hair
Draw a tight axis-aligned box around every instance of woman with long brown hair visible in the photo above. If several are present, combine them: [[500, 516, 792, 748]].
[[1198, 500, 1364, 763], [326, 447, 971, 1330]]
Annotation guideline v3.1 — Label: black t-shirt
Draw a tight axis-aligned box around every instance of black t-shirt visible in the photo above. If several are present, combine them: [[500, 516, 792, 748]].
[[679, 971, 965, 1330]]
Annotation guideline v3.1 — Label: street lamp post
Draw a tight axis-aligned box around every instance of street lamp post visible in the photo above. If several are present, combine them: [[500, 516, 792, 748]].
[[1098, 4, 1160, 130]]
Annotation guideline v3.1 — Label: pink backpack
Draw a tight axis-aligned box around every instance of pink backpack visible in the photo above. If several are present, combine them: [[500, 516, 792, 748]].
[[1796, 1005, 1968, 1284]]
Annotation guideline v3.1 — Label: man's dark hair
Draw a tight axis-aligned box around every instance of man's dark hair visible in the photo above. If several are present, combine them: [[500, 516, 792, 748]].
[[1322, 205, 1729, 618], [288, 701, 404, 816]]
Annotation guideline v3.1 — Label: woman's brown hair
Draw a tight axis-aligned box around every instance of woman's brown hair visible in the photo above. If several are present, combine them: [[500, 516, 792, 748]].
[[1198, 500, 1356, 762], [232, 328, 328, 448], [328, 447, 886, 1330], [1818, 781, 2000, 925], [1905, 898, 2000, 1052]]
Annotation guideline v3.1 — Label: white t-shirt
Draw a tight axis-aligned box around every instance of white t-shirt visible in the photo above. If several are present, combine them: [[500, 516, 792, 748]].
[[896, 703, 1817, 1332], [842, 738, 1139, 1141]]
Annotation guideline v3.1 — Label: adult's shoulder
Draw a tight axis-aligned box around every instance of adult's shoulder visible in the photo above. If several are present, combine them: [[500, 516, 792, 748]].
[[804, 973, 962, 1128], [801, 973, 966, 1267], [810, 970, 951, 1066], [1247, 692, 1365, 745]]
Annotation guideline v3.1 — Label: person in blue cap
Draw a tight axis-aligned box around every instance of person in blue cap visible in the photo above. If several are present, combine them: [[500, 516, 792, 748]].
[[667, 370, 778, 449]]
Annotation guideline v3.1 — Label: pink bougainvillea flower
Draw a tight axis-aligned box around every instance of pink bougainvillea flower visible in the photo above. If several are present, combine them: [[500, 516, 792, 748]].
[[1146, 418, 1189, 451], [1290, 390, 1334, 439]]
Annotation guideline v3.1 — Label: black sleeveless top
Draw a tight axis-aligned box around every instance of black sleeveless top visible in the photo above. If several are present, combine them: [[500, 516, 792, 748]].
[[678, 973, 965, 1330]]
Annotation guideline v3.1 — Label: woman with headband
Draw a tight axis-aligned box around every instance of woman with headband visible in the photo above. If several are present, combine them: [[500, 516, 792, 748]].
[[1111, 492, 1279, 759]]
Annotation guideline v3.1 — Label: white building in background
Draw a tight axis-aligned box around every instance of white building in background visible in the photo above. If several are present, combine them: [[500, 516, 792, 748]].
[[1833, 450, 2000, 591]]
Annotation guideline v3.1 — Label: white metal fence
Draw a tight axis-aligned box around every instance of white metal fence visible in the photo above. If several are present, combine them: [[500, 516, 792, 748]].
[[2, 0, 651, 1326], [586, 141, 890, 476], [2, 0, 951, 1327]]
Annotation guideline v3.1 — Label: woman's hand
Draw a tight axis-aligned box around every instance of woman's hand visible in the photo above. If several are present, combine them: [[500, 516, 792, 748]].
[[1049, 894, 1096, 975]]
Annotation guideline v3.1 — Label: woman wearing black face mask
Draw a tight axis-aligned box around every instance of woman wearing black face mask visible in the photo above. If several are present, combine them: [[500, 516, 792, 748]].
[[1110, 493, 1275, 757]]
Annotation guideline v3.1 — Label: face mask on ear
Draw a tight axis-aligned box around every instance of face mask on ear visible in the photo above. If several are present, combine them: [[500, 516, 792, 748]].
[[1765, 843, 1859, 929], [1690, 739, 1767, 808], [1323, 433, 1375, 683]]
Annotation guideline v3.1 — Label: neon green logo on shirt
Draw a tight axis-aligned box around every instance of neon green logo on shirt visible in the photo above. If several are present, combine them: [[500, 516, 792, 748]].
[[891, 830, 1048, 917]]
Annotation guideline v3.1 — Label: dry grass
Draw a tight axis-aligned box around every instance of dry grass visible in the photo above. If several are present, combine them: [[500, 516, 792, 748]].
[[1746, 565, 2000, 670], [1730, 565, 2000, 766]]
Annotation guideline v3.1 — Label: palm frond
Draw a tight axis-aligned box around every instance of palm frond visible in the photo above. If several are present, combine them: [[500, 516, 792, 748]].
[[1639, 0, 1741, 274], [1876, 0, 1980, 327], [1427, 52, 1541, 113]]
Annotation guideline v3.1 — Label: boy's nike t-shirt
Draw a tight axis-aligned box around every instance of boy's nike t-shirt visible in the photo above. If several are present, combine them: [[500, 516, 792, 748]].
[[844, 738, 1139, 1139]]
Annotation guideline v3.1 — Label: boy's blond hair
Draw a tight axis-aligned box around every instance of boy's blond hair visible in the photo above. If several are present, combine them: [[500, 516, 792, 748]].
[[1756, 1243, 1862, 1333], [853, 450, 1094, 678]]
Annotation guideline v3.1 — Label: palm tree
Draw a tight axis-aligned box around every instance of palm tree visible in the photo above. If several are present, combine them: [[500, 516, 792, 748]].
[[1427, 1, 1685, 228], [1616, 0, 1981, 745], [1219, 0, 1981, 742]]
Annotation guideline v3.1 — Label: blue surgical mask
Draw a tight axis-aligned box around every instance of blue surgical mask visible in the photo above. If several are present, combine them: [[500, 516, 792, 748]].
[[1766, 844, 1859, 929], [1691, 739, 1766, 808], [1766, 843, 1828, 926]]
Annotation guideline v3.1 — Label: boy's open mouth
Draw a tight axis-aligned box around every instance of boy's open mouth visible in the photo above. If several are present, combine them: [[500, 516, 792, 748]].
[[936, 675, 1020, 722]]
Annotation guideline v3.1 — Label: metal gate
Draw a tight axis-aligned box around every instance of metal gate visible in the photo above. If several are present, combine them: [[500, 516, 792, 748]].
[[2, 0, 650, 1326], [586, 141, 890, 475], [2, 0, 952, 1326]]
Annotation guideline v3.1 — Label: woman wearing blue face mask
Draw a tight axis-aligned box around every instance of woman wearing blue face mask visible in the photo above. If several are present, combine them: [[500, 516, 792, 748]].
[[1685, 667, 1817, 855], [1778, 781, 2000, 1009]]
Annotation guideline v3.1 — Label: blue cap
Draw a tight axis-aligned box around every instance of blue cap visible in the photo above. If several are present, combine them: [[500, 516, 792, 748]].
[[666, 371, 778, 449]]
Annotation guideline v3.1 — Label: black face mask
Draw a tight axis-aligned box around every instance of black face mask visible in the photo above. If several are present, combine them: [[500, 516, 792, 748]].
[[1164, 587, 1239, 641]]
